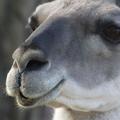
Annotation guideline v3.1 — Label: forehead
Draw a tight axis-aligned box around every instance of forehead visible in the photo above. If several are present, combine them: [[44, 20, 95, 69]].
[[58, 0, 120, 26], [61, 0, 119, 13], [63, 0, 118, 5]]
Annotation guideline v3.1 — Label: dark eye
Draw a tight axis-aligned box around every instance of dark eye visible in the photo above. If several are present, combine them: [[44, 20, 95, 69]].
[[99, 21, 120, 44], [103, 24, 120, 43]]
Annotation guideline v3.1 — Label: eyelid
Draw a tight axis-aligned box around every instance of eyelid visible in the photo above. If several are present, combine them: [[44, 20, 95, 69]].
[[97, 12, 120, 30], [96, 17, 119, 34]]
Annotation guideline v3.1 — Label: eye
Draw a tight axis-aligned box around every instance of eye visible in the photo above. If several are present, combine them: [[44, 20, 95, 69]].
[[99, 21, 120, 44]]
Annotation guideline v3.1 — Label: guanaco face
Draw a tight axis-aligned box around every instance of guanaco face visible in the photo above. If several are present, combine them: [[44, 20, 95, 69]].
[[6, 0, 120, 112]]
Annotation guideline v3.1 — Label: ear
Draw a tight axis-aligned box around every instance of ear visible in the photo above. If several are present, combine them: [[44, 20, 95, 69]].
[[28, 1, 60, 31], [116, 0, 120, 6]]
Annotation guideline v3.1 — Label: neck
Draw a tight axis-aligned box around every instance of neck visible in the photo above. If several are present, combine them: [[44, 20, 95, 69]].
[[53, 107, 120, 120]]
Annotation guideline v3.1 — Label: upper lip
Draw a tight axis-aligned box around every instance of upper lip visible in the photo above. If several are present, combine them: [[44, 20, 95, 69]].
[[15, 59, 48, 88], [17, 79, 65, 106]]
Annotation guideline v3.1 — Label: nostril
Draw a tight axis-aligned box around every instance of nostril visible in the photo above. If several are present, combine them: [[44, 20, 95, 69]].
[[25, 60, 48, 71]]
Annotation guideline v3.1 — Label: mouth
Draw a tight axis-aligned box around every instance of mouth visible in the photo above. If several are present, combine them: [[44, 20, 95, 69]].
[[16, 79, 65, 107]]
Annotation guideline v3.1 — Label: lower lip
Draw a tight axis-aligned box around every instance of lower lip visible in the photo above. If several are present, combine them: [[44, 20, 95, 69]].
[[16, 92, 37, 107], [17, 79, 65, 107]]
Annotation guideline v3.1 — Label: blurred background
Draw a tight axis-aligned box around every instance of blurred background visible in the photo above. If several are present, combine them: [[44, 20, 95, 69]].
[[0, 0, 53, 120]]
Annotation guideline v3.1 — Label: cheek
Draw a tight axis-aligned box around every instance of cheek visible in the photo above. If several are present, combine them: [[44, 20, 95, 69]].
[[85, 36, 112, 58]]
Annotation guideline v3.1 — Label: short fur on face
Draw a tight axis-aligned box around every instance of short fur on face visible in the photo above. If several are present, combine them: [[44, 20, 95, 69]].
[[6, 0, 120, 113]]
